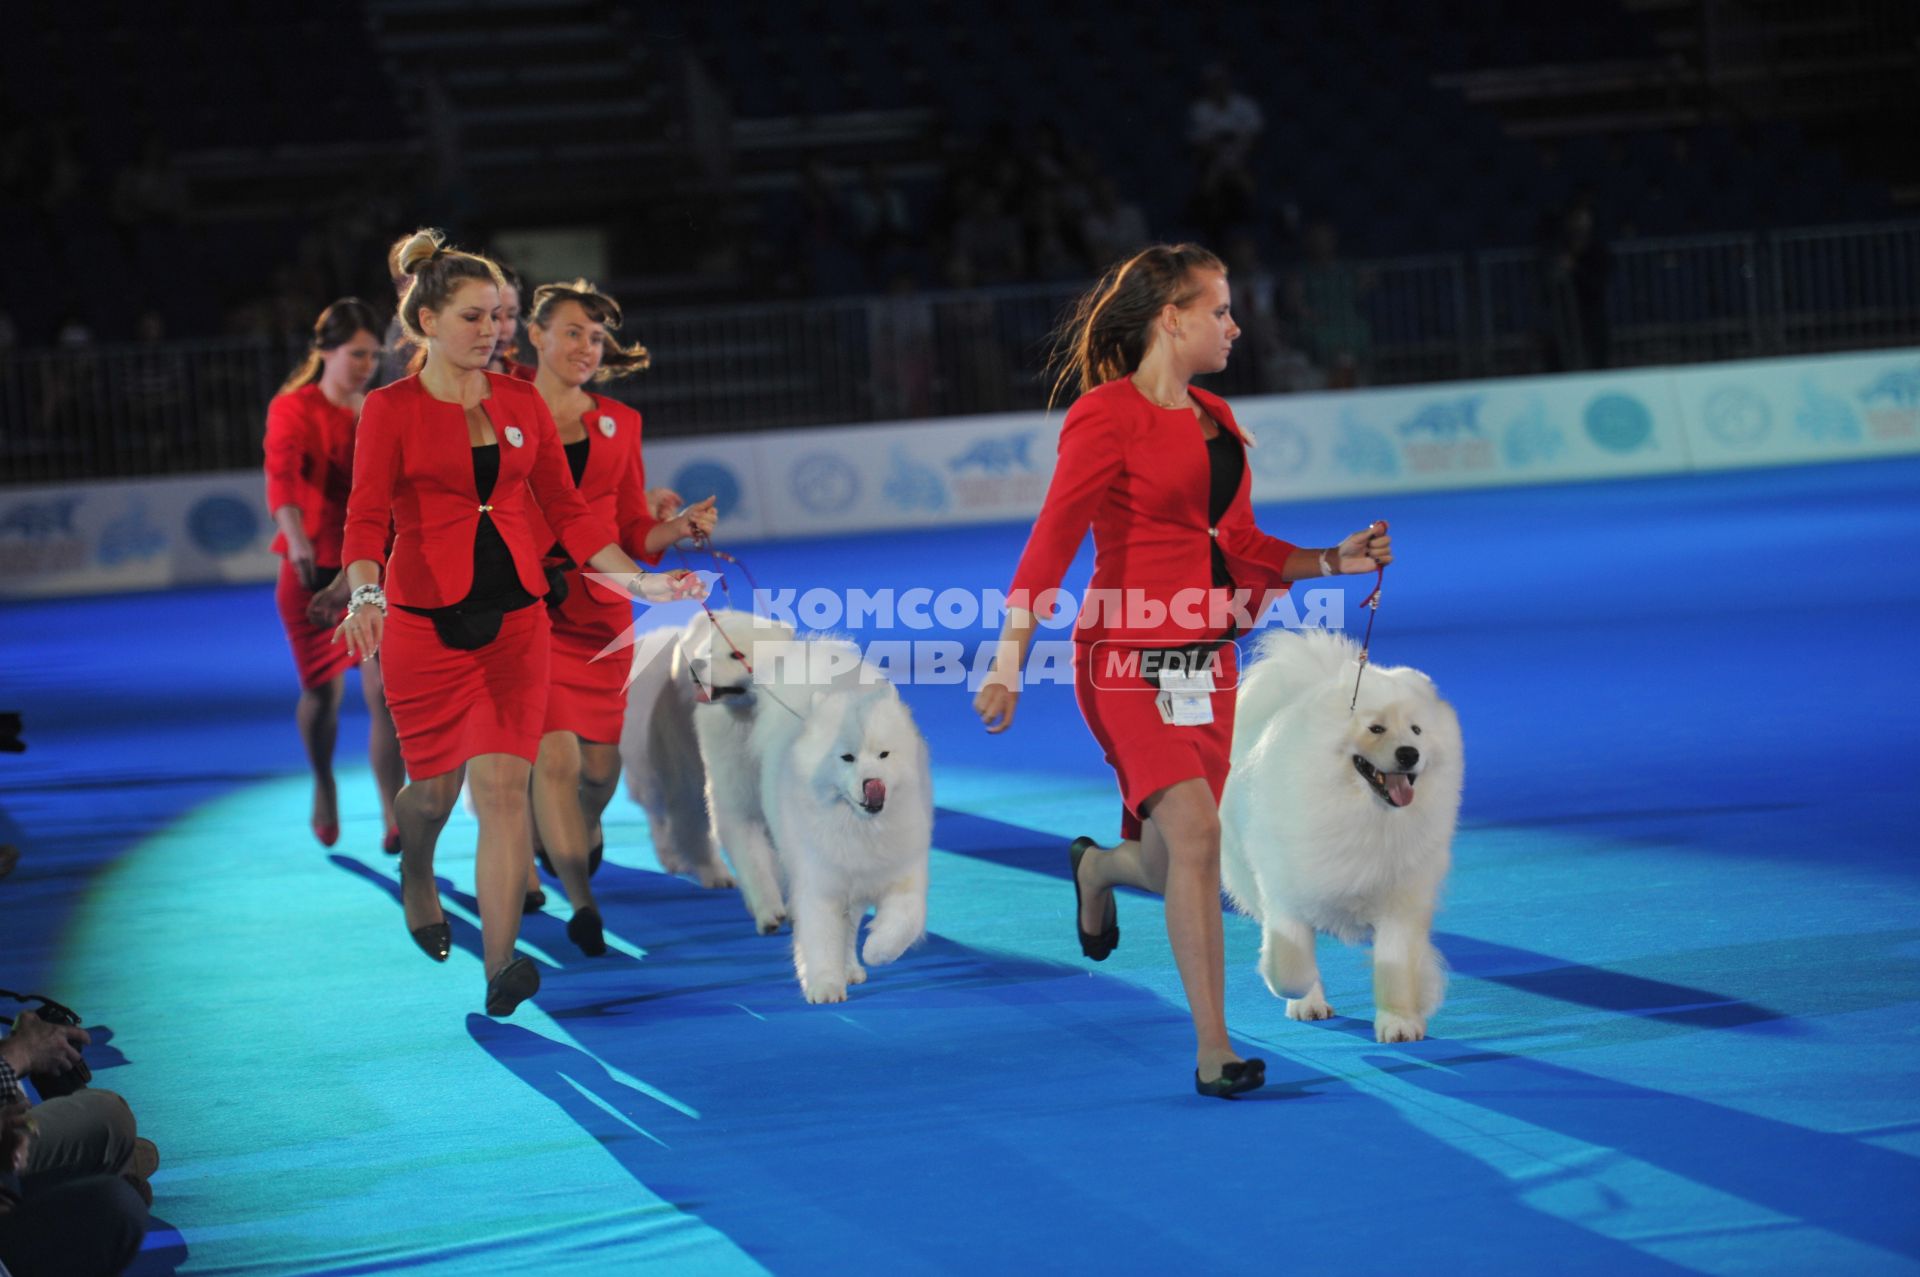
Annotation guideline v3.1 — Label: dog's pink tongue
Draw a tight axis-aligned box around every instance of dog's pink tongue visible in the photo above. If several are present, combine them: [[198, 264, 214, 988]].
[[1385, 774, 1415, 807], [862, 779, 887, 809]]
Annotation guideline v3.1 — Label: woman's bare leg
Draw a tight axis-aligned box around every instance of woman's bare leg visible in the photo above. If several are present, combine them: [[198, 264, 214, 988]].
[[297, 677, 345, 835], [395, 766, 464, 933], [359, 660, 404, 838], [532, 731, 595, 914], [467, 752, 536, 979]]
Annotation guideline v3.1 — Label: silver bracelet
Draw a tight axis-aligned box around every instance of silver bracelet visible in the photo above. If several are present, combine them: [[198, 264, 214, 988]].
[[348, 584, 387, 615], [1318, 549, 1336, 577]]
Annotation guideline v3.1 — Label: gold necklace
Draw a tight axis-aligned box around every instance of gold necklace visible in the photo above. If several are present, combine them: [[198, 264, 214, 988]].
[[1130, 374, 1192, 411]]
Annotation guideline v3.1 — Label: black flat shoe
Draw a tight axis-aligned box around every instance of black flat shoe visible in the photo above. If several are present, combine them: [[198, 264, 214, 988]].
[[566, 905, 607, 957], [485, 956, 540, 1017], [523, 888, 546, 914], [401, 862, 450, 962], [1069, 836, 1119, 961], [1194, 1057, 1266, 1099]]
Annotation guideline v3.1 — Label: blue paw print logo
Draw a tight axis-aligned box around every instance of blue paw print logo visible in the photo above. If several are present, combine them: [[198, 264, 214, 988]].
[[671, 461, 743, 518], [1703, 387, 1771, 449], [1334, 417, 1398, 478], [188, 495, 259, 558], [1583, 394, 1653, 453], [883, 446, 948, 513], [790, 453, 860, 516], [1795, 379, 1861, 444]]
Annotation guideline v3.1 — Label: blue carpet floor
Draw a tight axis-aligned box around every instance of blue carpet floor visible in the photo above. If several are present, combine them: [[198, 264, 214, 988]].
[[2, 457, 1917, 1275]]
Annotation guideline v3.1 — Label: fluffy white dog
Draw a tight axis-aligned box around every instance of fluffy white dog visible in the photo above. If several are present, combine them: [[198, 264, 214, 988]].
[[1220, 628, 1463, 1043], [750, 639, 932, 1003], [619, 609, 798, 920]]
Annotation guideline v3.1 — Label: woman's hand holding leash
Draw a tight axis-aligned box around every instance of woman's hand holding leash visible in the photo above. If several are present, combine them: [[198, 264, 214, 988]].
[[630, 570, 707, 604], [1333, 520, 1392, 574]]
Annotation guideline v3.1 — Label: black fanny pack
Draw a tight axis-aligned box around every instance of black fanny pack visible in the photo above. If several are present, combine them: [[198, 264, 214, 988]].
[[430, 607, 505, 651], [542, 542, 573, 611]]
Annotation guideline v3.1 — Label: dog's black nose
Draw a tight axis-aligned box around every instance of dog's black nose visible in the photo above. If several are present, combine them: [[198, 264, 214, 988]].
[[1395, 746, 1420, 769]]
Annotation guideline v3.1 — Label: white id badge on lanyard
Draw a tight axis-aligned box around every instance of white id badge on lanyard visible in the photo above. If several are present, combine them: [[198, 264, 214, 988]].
[[1155, 668, 1216, 726]]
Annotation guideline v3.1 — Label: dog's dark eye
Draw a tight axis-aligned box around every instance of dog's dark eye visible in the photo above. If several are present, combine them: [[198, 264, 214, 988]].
[[840, 753, 856, 762], [1368, 724, 1386, 734], [1411, 725, 1422, 735], [879, 750, 889, 758]]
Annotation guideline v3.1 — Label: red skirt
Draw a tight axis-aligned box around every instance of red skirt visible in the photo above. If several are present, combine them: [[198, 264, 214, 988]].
[[379, 603, 551, 780], [1072, 640, 1239, 842], [542, 615, 630, 742], [275, 558, 355, 690]]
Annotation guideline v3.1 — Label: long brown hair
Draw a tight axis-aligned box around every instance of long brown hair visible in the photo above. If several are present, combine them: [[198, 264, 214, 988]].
[[277, 297, 384, 395], [527, 278, 652, 380], [387, 227, 505, 346], [1046, 243, 1225, 405]]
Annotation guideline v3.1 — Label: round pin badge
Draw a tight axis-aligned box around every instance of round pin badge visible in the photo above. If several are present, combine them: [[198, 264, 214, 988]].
[[598, 415, 617, 438], [504, 426, 525, 448]]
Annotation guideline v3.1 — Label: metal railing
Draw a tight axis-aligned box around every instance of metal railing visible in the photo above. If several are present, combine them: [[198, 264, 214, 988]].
[[3, 219, 1917, 486]]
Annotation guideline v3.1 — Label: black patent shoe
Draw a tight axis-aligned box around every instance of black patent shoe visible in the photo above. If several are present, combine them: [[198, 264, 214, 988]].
[[401, 863, 450, 962], [566, 905, 607, 957], [1069, 836, 1119, 961], [523, 888, 547, 914], [485, 956, 541, 1017], [1194, 1058, 1266, 1099]]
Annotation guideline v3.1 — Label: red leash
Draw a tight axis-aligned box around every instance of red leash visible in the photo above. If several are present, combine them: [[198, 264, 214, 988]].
[[1348, 564, 1385, 713]]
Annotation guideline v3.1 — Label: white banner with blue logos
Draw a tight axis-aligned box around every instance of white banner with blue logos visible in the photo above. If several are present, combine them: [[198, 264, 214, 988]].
[[0, 473, 279, 599], [1669, 348, 1920, 469], [7, 347, 1917, 595]]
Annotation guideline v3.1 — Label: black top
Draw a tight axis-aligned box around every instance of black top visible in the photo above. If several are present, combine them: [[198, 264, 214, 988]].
[[564, 434, 591, 486], [399, 443, 537, 617], [1205, 428, 1244, 589]]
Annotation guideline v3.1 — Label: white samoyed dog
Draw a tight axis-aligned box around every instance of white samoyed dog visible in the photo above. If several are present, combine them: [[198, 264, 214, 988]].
[[619, 609, 798, 918], [1220, 628, 1463, 1043], [749, 638, 932, 1004]]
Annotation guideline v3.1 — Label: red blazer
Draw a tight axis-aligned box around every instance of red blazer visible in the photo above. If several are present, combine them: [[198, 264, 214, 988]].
[[528, 394, 663, 639], [263, 383, 357, 565], [341, 373, 615, 609], [1007, 378, 1298, 646]]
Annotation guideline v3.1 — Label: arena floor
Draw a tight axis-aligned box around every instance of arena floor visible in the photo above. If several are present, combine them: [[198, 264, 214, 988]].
[[4, 457, 1917, 1275]]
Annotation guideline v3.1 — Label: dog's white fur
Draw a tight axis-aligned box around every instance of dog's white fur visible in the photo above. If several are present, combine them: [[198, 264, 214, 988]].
[[749, 638, 932, 1003], [619, 610, 799, 921], [1220, 628, 1463, 1043]]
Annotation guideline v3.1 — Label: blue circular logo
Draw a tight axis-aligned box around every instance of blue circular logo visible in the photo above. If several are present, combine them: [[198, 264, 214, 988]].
[[671, 461, 743, 519], [790, 452, 860, 516], [1583, 394, 1653, 453], [188, 495, 259, 557]]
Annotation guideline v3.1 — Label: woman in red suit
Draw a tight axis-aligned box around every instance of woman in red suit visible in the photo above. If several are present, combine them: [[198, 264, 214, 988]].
[[487, 262, 536, 381], [973, 243, 1393, 1097], [264, 297, 404, 851], [333, 230, 702, 1017], [522, 279, 718, 954]]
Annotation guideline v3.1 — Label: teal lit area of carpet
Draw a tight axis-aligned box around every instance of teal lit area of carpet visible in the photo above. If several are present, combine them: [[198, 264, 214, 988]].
[[2, 457, 1917, 1274]]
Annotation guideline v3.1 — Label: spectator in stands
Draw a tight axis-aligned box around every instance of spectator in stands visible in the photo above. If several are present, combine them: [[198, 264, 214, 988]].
[[847, 160, 913, 282], [1540, 200, 1612, 371], [1225, 234, 1312, 393], [1288, 220, 1374, 388], [869, 270, 935, 418], [266, 297, 406, 854], [0, 1010, 151, 1277], [1187, 64, 1263, 244], [1080, 176, 1152, 271]]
